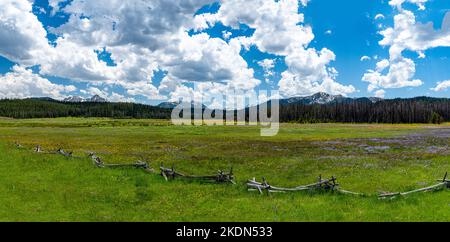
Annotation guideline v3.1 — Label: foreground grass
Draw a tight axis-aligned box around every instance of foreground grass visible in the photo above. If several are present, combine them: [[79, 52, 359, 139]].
[[0, 118, 448, 221]]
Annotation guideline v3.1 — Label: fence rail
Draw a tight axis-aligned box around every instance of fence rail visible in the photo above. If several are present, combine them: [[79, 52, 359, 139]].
[[14, 142, 450, 199]]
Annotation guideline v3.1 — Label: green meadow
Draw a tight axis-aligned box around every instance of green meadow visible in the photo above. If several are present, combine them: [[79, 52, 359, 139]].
[[0, 118, 448, 221]]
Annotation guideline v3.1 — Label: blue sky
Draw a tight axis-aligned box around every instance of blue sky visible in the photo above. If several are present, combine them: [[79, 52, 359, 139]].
[[303, 0, 450, 98], [0, 0, 449, 105]]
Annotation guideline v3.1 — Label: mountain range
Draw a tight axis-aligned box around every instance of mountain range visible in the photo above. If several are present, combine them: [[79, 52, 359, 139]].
[[32, 92, 448, 108], [63, 95, 107, 103], [157, 92, 384, 109], [277, 92, 383, 105]]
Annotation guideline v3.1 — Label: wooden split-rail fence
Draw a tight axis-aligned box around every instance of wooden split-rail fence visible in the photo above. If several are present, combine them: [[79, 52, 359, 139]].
[[247, 175, 363, 196], [13, 142, 450, 199], [379, 172, 449, 199], [90, 153, 154, 173], [30, 144, 81, 158], [160, 164, 235, 184]]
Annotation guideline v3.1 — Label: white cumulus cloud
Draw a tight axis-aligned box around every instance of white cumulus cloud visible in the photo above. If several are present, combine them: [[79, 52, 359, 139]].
[[431, 80, 450, 92], [363, 0, 450, 94], [196, 0, 355, 97], [389, 0, 428, 11], [374, 89, 386, 98], [0, 0, 357, 103], [258, 59, 276, 77], [0, 65, 76, 99]]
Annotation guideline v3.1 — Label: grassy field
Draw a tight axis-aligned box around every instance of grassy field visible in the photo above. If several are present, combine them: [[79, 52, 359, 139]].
[[0, 118, 449, 221]]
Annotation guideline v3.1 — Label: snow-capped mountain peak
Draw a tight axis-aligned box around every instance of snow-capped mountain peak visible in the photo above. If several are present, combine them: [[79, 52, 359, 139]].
[[63, 96, 84, 102], [63, 95, 107, 103], [89, 95, 107, 103]]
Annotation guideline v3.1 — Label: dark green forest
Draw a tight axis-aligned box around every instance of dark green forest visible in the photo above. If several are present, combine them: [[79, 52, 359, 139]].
[[0, 99, 171, 119], [0, 97, 448, 124], [278, 97, 450, 124]]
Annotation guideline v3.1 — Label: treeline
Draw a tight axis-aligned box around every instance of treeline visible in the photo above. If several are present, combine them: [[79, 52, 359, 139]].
[[0, 97, 449, 124], [278, 97, 450, 124], [0, 99, 172, 119]]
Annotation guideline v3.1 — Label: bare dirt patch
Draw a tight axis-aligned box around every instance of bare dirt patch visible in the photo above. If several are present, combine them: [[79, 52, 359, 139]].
[[313, 126, 450, 156]]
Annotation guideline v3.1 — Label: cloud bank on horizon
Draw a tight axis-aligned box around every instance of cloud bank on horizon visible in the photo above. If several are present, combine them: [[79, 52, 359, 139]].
[[0, 0, 449, 104]]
